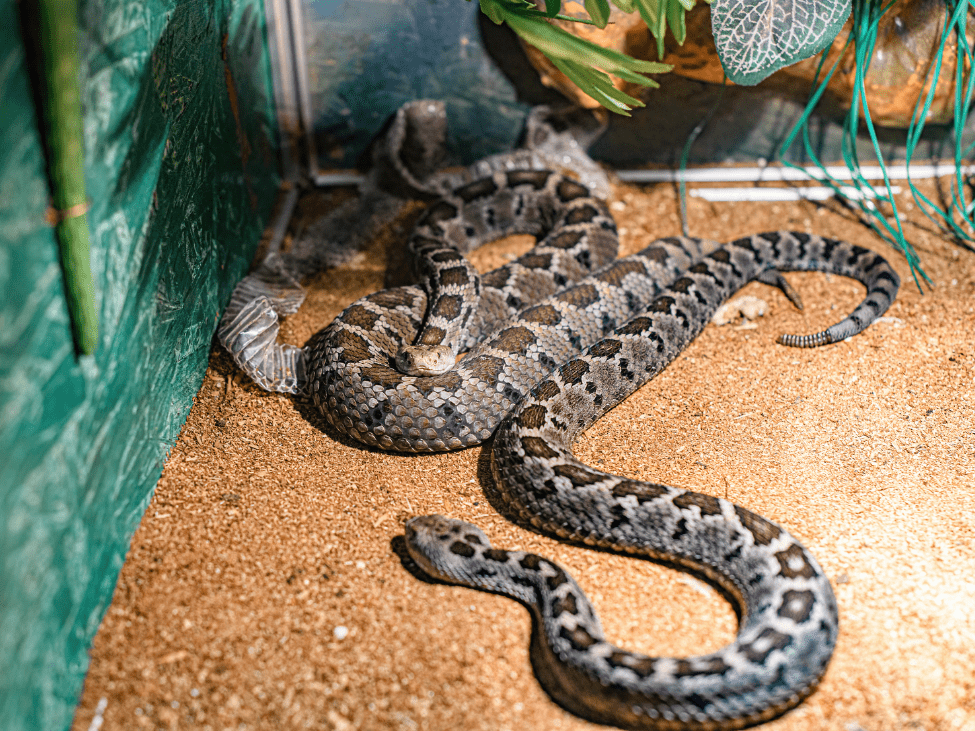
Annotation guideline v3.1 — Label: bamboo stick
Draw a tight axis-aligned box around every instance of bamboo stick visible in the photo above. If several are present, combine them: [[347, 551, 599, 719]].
[[36, 0, 98, 355]]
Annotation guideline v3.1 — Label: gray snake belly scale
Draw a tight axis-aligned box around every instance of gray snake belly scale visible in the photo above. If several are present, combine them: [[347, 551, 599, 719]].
[[309, 172, 900, 729]]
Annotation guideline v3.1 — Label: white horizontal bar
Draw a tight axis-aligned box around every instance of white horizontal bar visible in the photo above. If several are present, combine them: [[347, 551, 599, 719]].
[[617, 164, 972, 184], [313, 163, 970, 189], [311, 172, 365, 186], [689, 185, 901, 202]]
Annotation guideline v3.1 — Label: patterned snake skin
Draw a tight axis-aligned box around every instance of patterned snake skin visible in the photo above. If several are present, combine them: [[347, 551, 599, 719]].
[[313, 172, 899, 728], [309, 171, 811, 452], [404, 229, 898, 729], [216, 102, 612, 395]]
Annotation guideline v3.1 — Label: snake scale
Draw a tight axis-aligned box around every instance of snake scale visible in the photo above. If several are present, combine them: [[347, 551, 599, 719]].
[[309, 170, 899, 729]]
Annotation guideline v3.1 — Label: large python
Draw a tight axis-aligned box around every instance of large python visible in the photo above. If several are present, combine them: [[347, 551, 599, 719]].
[[305, 168, 899, 728]]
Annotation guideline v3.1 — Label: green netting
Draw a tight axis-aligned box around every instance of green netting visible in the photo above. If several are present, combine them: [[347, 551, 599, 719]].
[[0, 1, 279, 729], [776, 0, 975, 287]]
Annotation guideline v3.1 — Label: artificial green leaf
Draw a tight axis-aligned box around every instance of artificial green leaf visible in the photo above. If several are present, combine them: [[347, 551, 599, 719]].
[[711, 0, 851, 85], [638, 0, 660, 25], [545, 0, 561, 18], [634, 0, 667, 58], [552, 57, 646, 113], [503, 10, 670, 74], [489, 0, 672, 113], [608, 63, 663, 87], [479, 0, 506, 25], [548, 12, 598, 23], [610, 0, 636, 12], [666, 0, 687, 46], [584, 0, 611, 28]]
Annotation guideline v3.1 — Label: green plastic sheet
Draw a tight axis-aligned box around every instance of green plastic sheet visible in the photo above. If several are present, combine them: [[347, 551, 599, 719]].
[[0, 1, 279, 729]]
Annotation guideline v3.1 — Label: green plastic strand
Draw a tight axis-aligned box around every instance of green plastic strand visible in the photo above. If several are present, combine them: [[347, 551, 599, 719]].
[[776, 0, 975, 288]]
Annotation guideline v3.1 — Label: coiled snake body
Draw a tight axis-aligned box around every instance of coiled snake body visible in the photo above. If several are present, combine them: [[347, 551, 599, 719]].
[[310, 171, 899, 728]]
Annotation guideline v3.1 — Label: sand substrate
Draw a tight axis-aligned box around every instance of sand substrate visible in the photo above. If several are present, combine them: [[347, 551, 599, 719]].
[[73, 178, 975, 731]]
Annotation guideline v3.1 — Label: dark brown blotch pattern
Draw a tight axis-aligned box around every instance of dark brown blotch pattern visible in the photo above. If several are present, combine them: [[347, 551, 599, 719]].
[[545, 564, 569, 590], [674, 657, 731, 677], [611, 480, 668, 503], [521, 304, 562, 326], [465, 355, 506, 383], [484, 548, 510, 563], [520, 253, 553, 270], [734, 506, 782, 546], [418, 326, 447, 345], [589, 339, 622, 358], [506, 169, 552, 189], [552, 463, 604, 486], [774, 544, 816, 579], [596, 259, 648, 287], [777, 589, 816, 623], [333, 329, 373, 363], [439, 266, 471, 287], [555, 283, 599, 308], [605, 652, 656, 677], [520, 554, 543, 571], [647, 296, 676, 314], [449, 541, 476, 558], [492, 326, 537, 354], [431, 294, 463, 320], [560, 625, 598, 651], [340, 305, 381, 330], [480, 267, 511, 290], [412, 371, 463, 394], [565, 204, 600, 225], [556, 178, 590, 201], [558, 358, 589, 385], [642, 246, 672, 264], [421, 200, 460, 225], [547, 229, 584, 250], [535, 380, 561, 401], [366, 288, 417, 310], [617, 317, 652, 336], [516, 404, 548, 430], [455, 177, 499, 202], [552, 591, 579, 616], [521, 436, 560, 460], [431, 249, 464, 264], [740, 627, 792, 664], [358, 365, 407, 386], [673, 492, 722, 516]]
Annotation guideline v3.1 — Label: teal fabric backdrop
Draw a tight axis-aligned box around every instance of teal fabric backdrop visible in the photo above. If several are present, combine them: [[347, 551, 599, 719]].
[[0, 2, 279, 728]]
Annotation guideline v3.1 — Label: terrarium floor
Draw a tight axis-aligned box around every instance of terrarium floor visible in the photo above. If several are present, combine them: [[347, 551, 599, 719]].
[[73, 178, 975, 731]]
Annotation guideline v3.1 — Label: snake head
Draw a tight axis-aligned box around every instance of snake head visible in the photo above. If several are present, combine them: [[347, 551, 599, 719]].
[[404, 515, 492, 581], [395, 345, 456, 376]]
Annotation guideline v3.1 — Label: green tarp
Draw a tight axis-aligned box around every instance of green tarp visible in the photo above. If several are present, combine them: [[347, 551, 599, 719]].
[[0, 2, 279, 729]]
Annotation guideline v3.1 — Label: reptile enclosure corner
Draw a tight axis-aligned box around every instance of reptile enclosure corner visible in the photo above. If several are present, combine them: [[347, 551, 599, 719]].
[[2, 1, 974, 731]]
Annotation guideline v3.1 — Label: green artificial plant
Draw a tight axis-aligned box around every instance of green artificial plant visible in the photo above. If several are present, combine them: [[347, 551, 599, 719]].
[[479, 0, 855, 113]]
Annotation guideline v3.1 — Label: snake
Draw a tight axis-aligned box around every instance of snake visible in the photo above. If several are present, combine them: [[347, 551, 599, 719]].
[[216, 102, 612, 394], [312, 169, 900, 727]]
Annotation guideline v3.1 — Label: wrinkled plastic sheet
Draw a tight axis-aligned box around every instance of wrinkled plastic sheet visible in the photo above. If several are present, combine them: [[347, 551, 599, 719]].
[[305, 0, 530, 170], [0, 2, 279, 729]]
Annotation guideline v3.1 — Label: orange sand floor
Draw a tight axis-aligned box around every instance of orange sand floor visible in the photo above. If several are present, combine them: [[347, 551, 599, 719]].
[[73, 179, 975, 731]]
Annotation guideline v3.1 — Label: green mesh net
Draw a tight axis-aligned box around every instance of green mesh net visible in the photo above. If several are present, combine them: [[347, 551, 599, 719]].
[[779, 0, 975, 287]]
